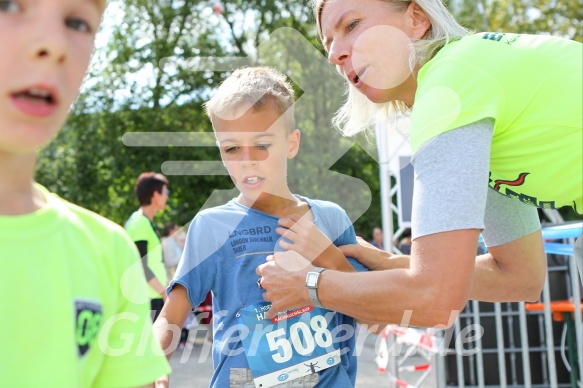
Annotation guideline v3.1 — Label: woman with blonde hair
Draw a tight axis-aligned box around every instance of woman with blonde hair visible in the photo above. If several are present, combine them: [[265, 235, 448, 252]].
[[257, 0, 582, 326]]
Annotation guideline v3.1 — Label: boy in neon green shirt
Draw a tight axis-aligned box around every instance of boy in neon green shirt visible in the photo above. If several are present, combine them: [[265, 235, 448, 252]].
[[0, 0, 170, 386]]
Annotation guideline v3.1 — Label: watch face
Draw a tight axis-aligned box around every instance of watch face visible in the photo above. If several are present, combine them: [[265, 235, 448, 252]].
[[306, 272, 319, 287]]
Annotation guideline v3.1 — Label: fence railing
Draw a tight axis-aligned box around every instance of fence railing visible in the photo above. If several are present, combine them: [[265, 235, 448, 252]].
[[384, 222, 582, 388]]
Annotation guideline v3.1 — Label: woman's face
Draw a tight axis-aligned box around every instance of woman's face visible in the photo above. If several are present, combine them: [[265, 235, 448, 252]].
[[319, 0, 430, 104]]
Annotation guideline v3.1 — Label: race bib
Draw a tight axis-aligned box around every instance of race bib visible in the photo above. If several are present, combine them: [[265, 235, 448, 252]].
[[238, 302, 341, 388]]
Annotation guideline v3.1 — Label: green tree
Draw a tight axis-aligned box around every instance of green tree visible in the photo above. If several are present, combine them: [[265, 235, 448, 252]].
[[452, 0, 582, 42]]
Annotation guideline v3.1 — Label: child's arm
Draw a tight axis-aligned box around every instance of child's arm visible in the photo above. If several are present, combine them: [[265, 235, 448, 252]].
[[276, 215, 401, 332], [276, 214, 355, 272], [339, 237, 411, 271], [153, 284, 193, 361]]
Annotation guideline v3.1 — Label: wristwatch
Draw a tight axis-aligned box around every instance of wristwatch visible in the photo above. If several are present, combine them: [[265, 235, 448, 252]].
[[305, 267, 327, 308]]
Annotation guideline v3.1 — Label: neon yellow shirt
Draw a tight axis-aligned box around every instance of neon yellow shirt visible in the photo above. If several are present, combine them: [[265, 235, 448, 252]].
[[411, 33, 583, 212], [0, 185, 170, 386], [125, 210, 168, 299]]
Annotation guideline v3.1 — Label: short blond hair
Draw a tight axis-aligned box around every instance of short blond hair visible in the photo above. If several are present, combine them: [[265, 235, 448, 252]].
[[96, 0, 107, 12], [204, 67, 296, 133]]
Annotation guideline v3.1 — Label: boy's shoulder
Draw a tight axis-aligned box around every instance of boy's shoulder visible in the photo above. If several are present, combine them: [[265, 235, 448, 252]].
[[41, 185, 128, 240], [297, 195, 347, 215]]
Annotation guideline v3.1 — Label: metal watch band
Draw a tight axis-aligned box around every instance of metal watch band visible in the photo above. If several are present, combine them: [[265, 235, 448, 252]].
[[307, 267, 327, 308]]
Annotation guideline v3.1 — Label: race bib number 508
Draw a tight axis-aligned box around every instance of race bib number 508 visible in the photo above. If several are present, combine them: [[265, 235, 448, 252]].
[[239, 302, 341, 388]]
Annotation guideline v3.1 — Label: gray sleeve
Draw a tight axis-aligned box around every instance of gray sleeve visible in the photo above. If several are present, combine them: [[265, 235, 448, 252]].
[[482, 188, 541, 247], [410, 119, 493, 240], [410, 119, 541, 246]]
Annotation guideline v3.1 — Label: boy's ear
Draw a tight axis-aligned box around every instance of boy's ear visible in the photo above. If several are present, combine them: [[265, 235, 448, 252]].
[[287, 129, 301, 159]]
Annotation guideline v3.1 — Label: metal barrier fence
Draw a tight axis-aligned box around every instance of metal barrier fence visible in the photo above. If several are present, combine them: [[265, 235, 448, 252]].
[[385, 223, 582, 388]]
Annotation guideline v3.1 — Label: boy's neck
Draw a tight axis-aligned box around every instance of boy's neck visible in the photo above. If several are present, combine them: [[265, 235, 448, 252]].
[[0, 152, 46, 216], [238, 192, 311, 218]]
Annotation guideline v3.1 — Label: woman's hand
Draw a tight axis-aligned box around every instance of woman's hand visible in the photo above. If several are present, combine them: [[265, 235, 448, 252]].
[[276, 214, 353, 272], [339, 237, 410, 271], [256, 251, 314, 319]]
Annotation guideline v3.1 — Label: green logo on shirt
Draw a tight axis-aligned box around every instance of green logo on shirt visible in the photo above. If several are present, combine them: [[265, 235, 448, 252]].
[[75, 300, 103, 357], [482, 32, 505, 42], [481, 32, 521, 45]]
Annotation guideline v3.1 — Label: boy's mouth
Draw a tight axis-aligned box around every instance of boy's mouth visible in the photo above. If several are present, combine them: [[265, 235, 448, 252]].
[[245, 177, 262, 185], [12, 87, 57, 106]]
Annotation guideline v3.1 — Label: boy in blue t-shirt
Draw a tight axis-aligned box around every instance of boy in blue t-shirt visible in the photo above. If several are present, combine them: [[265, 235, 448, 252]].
[[154, 67, 369, 387]]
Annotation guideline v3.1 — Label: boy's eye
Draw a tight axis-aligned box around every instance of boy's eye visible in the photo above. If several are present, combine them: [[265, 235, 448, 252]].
[[66, 17, 92, 33], [0, 0, 20, 12], [256, 144, 271, 150], [346, 20, 359, 32], [225, 147, 239, 154]]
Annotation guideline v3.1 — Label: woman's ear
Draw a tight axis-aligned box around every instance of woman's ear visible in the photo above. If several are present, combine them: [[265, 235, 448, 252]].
[[407, 2, 431, 39], [287, 129, 301, 159]]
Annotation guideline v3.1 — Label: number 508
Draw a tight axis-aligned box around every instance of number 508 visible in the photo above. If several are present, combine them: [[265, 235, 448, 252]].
[[266, 315, 333, 363]]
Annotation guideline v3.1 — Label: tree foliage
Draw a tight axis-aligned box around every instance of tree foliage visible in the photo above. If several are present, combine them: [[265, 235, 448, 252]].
[[451, 0, 582, 42]]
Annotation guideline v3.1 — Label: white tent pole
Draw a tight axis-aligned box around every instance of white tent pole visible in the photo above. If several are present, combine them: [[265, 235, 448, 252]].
[[375, 122, 395, 253]]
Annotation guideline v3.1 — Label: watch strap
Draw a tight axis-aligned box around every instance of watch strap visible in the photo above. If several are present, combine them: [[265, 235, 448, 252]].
[[306, 267, 327, 308]]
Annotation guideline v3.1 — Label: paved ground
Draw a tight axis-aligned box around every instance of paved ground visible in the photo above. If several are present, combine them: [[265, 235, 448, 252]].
[[167, 325, 435, 387]]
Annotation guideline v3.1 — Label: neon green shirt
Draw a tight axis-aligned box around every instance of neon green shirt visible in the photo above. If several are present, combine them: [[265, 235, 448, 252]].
[[0, 185, 170, 387], [411, 33, 583, 212], [124, 210, 168, 299]]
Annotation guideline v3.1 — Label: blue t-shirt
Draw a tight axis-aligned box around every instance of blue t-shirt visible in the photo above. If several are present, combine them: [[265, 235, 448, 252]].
[[168, 196, 367, 387]]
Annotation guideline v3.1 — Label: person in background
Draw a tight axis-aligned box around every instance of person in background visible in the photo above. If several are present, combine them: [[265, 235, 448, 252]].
[[161, 222, 185, 279], [398, 228, 412, 255], [125, 172, 169, 321], [370, 226, 384, 250]]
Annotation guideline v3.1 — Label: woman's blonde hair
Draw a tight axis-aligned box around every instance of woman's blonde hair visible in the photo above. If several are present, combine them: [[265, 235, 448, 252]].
[[312, 0, 469, 136]]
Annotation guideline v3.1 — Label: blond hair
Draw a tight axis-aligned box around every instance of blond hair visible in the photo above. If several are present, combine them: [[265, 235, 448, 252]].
[[204, 67, 296, 133], [312, 0, 470, 136], [97, 0, 108, 12]]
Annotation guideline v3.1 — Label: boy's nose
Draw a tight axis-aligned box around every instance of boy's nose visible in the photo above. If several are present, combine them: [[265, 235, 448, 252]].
[[28, 18, 68, 64], [239, 147, 268, 164], [239, 147, 256, 166]]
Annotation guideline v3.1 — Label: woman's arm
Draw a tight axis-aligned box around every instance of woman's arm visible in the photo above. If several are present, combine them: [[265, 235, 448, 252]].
[[258, 120, 545, 327], [258, 228, 479, 326], [469, 189, 545, 302]]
